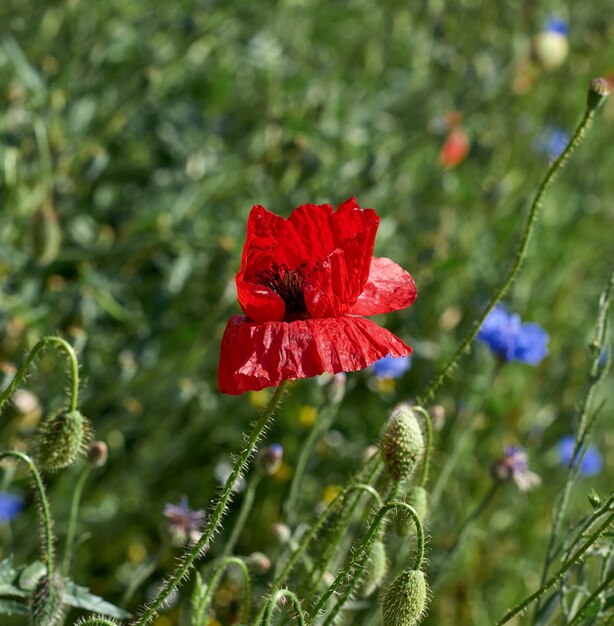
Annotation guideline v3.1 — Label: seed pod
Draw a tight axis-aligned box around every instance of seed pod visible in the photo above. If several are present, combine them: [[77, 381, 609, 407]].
[[32, 206, 62, 266], [35, 409, 91, 472], [358, 540, 388, 598], [382, 569, 428, 626], [396, 487, 428, 537], [29, 574, 65, 626], [380, 405, 424, 482]]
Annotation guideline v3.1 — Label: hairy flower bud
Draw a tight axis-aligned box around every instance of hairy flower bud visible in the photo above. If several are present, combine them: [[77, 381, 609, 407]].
[[29, 574, 65, 626], [587, 77, 611, 112], [382, 569, 428, 626], [32, 206, 62, 266], [396, 487, 428, 537], [270, 522, 291, 544], [35, 409, 91, 472], [358, 540, 388, 598], [88, 440, 109, 468], [380, 405, 424, 482]]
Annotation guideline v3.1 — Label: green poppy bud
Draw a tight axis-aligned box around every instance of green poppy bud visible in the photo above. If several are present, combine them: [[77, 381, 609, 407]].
[[29, 574, 65, 626], [35, 409, 91, 472], [358, 540, 388, 598], [382, 569, 428, 626], [380, 404, 424, 482]]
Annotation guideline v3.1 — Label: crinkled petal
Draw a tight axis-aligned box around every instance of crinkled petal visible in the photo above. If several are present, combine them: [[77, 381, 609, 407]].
[[236, 277, 286, 323], [304, 249, 353, 318], [350, 257, 417, 316], [218, 314, 412, 395]]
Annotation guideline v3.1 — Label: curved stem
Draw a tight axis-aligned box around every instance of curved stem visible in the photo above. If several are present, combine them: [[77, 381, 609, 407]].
[[310, 501, 424, 620], [495, 509, 614, 625], [285, 404, 338, 526], [412, 406, 433, 487], [77, 620, 122, 626], [221, 472, 262, 558], [131, 379, 289, 626], [0, 450, 54, 576], [0, 336, 80, 414], [416, 106, 598, 407], [194, 557, 251, 626], [260, 589, 306, 626], [62, 465, 92, 576]]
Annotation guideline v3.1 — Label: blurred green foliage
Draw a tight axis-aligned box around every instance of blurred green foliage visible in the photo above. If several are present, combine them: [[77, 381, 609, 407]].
[[1, 1, 612, 624]]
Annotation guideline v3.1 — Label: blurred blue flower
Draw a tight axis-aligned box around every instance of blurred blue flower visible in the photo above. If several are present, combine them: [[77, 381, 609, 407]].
[[544, 16, 569, 36], [163, 497, 206, 546], [558, 435, 603, 476], [0, 492, 24, 522], [492, 445, 541, 492], [533, 126, 570, 161], [372, 354, 412, 379], [478, 304, 548, 365]]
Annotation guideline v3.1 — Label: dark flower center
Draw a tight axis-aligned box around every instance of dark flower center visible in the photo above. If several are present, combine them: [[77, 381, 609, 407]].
[[258, 262, 311, 319]]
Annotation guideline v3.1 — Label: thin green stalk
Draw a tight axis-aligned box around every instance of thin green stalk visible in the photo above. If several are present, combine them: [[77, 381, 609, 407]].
[[412, 406, 433, 487], [62, 465, 92, 576], [221, 473, 262, 557], [0, 336, 80, 414], [131, 380, 289, 626], [416, 101, 601, 407], [297, 454, 382, 599], [533, 273, 613, 619], [193, 557, 251, 626], [0, 450, 54, 576], [260, 589, 306, 626], [496, 509, 614, 625], [310, 501, 425, 620], [431, 482, 500, 590], [285, 403, 338, 526], [566, 569, 614, 626]]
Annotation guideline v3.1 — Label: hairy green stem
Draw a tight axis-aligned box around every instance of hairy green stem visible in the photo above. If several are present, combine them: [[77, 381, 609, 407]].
[[416, 104, 599, 407], [496, 509, 614, 625], [0, 336, 80, 414], [412, 406, 433, 487], [0, 450, 54, 576], [260, 589, 306, 626], [285, 403, 338, 526], [77, 620, 121, 626], [131, 379, 289, 626], [310, 500, 425, 620], [62, 465, 92, 576], [193, 557, 251, 626]]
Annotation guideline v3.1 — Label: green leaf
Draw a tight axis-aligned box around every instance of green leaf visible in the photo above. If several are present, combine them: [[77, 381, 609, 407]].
[[0, 598, 29, 616], [61, 580, 131, 619], [19, 561, 46, 591], [0, 557, 17, 586]]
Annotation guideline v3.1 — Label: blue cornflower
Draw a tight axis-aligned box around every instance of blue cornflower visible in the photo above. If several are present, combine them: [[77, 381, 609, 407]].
[[0, 492, 24, 521], [533, 126, 570, 161], [478, 304, 548, 365], [163, 497, 206, 546], [372, 354, 412, 379], [545, 16, 569, 36], [558, 435, 603, 476]]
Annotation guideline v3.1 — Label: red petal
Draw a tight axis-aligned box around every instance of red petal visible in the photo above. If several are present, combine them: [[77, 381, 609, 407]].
[[218, 314, 412, 395], [236, 277, 286, 323], [350, 257, 417, 316], [304, 249, 353, 318], [439, 127, 470, 168]]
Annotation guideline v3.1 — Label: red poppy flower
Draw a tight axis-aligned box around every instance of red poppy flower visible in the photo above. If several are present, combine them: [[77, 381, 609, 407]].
[[439, 127, 470, 168], [218, 198, 417, 395]]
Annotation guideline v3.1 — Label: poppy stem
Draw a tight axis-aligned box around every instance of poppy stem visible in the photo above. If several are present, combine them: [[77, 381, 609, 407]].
[[131, 379, 290, 626], [416, 96, 604, 408], [62, 464, 92, 576], [0, 335, 80, 415], [412, 406, 433, 487], [259, 589, 306, 626], [0, 450, 54, 578]]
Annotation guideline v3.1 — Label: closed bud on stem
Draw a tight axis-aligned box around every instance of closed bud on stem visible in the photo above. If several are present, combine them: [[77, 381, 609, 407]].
[[244, 551, 271, 574], [380, 404, 425, 482], [382, 569, 428, 626], [32, 205, 62, 266], [35, 409, 91, 472], [587, 77, 611, 112], [29, 574, 65, 626], [358, 540, 388, 598], [270, 522, 291, 544], [396, 486, 428, 537], [256, 444, 283, 475], [88, 441, 108, 468]]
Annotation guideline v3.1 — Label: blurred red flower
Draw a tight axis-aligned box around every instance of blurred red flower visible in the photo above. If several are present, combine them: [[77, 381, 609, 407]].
[[219, 198, 417, 395], [439, 126, 470, 168]]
